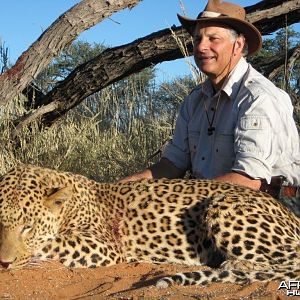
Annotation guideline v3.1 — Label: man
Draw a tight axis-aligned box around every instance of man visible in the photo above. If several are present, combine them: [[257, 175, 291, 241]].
[[120, 0, 300, 198]]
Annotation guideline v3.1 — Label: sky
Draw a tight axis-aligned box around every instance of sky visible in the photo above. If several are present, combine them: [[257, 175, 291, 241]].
[[0, 0, 298, 82]]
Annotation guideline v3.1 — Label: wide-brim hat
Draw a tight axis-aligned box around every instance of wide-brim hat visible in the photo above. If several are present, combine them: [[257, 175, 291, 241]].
[[178, 0, 262, 56]]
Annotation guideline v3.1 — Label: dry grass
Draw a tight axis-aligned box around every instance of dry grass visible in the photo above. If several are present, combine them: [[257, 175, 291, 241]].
[[0, 75, 189, 182]]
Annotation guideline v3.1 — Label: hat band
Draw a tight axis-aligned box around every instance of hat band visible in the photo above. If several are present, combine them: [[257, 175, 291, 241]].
[[200, 11, 222, 18]]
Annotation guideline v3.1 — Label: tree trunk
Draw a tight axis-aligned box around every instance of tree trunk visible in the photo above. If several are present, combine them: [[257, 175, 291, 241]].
[[6, 0, 300, 131], [0, 0, 141, 106]]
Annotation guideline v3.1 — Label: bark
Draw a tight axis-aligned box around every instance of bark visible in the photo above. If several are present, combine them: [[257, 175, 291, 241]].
[[9, 0, 300, 131], [254, 45, 300, 79], [246, 0, 300, 34], [0, 0, 141, 106]]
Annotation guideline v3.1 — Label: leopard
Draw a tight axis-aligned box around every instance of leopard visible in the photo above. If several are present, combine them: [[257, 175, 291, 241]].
[[0, 164, 299, 287]]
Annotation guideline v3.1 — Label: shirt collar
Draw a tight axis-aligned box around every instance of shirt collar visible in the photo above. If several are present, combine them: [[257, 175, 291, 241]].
[[222, 57, 249, 99], [201, 57, 249, 100]]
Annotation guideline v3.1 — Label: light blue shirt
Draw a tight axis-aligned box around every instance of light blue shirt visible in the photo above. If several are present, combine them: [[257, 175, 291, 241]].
[[163, 57, 300, 185]]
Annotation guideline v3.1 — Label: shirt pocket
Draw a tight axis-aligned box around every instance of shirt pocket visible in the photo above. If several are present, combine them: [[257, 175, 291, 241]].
[[240, 116, 265, 130], [237, 116, 270, 155]]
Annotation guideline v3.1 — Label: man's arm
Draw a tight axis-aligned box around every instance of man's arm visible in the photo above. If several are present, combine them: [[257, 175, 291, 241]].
[[213, 172, 261, 190], [118, 158, 185, 183], [119, 161, 261, 191]]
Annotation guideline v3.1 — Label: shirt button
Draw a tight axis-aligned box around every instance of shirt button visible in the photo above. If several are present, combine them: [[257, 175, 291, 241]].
[[216, 148, 219, 152], [202, 157, 205, 160]]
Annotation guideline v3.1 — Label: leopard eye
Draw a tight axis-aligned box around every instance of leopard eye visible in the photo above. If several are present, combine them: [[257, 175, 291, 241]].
[[20, 224, 33, 234]]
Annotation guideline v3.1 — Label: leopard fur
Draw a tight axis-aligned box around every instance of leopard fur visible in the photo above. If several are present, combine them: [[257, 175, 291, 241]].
[[0, 165, 299, 287]]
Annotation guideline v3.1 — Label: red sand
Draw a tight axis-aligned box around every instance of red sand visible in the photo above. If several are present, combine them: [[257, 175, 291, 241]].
[[0, 261, 290, 299]]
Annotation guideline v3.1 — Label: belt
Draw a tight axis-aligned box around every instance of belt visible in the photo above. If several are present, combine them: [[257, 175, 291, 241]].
[[260, 176, 298, 199], [281, 186, 299, 198]]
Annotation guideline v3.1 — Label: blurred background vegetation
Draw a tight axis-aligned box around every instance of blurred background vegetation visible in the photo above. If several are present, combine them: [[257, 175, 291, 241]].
[[0, 26, 299, 182]]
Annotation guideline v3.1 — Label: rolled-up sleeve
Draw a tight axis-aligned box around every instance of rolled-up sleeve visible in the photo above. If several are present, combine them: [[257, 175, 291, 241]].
[[162, 98, 192, 171], [232, 91, 281, 183]]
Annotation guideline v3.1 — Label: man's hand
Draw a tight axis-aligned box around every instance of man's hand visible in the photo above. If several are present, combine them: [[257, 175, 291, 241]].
[[118, 169, 153, 183]]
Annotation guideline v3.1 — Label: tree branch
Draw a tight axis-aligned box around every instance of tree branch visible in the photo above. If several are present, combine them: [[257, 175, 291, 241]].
[[254, 45, 300, 79], [0, 0, 142, 106]]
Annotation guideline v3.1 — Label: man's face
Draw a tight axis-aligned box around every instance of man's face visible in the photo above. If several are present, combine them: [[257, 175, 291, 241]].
[[193, 23, 244, 85]]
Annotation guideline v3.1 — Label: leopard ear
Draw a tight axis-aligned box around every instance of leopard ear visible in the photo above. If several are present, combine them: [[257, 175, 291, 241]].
[[44, 186, 73, 216]]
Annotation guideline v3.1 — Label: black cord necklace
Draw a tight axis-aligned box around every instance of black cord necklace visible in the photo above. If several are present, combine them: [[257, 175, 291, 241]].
[[203, 92, 221, 136]]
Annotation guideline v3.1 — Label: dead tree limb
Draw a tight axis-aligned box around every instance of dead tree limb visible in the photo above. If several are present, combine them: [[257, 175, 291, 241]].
[[254, 45, 300, 79], [246, 0, 300, 33], [0, 0, 141, 106]]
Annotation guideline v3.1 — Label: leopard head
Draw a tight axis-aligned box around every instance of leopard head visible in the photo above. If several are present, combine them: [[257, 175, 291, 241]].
[[0, 165, 73, 269]]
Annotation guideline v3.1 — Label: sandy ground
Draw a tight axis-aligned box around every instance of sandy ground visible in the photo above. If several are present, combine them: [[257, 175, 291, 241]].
[[0, 261, 291, 300]]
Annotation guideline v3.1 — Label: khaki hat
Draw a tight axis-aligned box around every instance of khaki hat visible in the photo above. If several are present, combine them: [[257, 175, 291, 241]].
[[177, 0, 262, 56]]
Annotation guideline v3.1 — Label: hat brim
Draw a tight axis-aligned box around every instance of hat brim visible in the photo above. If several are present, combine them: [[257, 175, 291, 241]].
[[178, 14, 262, 56]]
